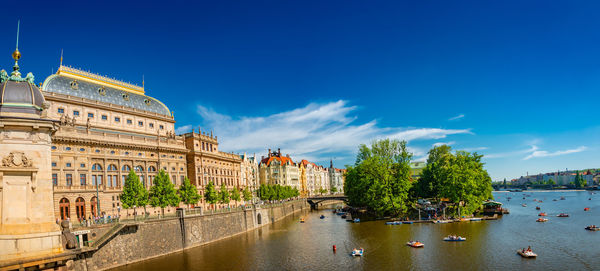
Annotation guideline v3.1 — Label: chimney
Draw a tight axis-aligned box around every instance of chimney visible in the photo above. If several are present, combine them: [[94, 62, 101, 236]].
[[268, 149, 271, 157], [278, 148, 281, 156]]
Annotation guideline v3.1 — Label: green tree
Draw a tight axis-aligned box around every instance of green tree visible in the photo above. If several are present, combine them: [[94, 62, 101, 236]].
[[204, 181, 218, 209], [330, 187, 338, 194], [344, 139, 413, 217], [120, 170, 147, 217], [547, 178, 556, 186], [178, 177, 201, 208], [414, 145, 452, 199], [231, 187, 241, 203], [149, 170, 181, 216], [575, 171, 586, 188], [218, 184, 231, 205], [242, 187, 253, 202]]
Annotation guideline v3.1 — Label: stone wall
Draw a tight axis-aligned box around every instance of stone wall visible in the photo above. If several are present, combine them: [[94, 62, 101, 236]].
[[73, 200, 307, 271]]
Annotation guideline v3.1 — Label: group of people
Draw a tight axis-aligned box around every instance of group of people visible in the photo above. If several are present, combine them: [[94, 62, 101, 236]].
[[521, 246, 533, 253]]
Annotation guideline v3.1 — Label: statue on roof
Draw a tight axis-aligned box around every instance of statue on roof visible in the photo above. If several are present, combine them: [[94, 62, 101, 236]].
[[25, 72, 34, 84], [0, 70, 8, 83]]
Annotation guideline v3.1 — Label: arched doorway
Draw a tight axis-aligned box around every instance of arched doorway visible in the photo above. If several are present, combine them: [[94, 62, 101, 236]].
[[257, 213, 262, 225], [76, 197, 86, 221], [90, 197, 98, 217], [59, 198, 70, 220]]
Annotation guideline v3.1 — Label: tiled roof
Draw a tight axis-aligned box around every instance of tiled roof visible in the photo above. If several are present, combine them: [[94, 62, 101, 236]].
[[261, 156, 295, 166]]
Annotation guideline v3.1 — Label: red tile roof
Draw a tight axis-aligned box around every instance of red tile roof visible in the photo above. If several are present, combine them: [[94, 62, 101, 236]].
[[261, 156, 295, 166]]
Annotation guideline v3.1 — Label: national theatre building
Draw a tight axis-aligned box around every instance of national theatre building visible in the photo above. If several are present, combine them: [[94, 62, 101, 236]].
[[34, 64, 250, 221]]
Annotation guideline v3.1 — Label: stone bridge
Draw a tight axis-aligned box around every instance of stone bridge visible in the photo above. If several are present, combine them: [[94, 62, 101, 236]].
[[306, 195, 347, 210]]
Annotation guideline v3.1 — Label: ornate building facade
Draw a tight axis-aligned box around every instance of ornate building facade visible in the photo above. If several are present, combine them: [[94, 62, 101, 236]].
[[43, 66, 188, 220], [240, 153, 259, 199], [259, 149, 300, 189]]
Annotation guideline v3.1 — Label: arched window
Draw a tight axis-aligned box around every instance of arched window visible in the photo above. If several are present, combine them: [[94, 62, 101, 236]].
[[76, 197, 85, 220], [59, 198, 70, 220], [122, 165, 131, 171], [92, 163, 103, 171], [108, 164, 117, 171], [90, 197, 98, 217], [148, 166, 156, 172], [135, 165, 144, 172]]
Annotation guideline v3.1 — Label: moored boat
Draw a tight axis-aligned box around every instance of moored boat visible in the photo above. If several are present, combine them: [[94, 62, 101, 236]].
[[406, 241, 424, 248], [353, 218, 360, 223], [341, 214, 347, 219], [320, 215, 325, 219], [470, 218, 483, 221], [402, 221, 414, 224], [300, 218, 305, 223], [386, 221, 401, 225]]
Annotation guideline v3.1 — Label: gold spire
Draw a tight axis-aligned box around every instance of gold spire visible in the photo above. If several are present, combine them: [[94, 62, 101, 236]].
[[11, 20, 21, 77]]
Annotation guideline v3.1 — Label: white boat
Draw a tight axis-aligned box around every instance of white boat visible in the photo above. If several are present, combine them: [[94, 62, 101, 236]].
[[351, 248, 364, 256], [443, 236, 466, 241], [434, 220, 451, 224], [517, 250, 537, 258], [406, 241, 424, 248], [470, 218, 483, 221]]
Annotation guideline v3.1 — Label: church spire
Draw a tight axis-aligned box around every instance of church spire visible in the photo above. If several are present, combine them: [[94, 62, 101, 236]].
[[11, 20, 21, 78]]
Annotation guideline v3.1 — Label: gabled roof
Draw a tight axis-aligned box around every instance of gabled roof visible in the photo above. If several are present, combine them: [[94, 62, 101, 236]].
[[261, 156, 295, 166]]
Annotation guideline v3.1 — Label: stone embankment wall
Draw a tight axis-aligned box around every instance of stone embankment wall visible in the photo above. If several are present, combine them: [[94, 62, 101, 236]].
[[72, 200, 308, 271]]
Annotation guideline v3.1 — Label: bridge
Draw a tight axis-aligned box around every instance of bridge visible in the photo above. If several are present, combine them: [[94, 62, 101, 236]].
[[306, 195, 347, 210]]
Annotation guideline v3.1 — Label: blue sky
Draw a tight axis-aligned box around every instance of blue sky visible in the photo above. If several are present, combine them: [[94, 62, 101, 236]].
[[3, 0, 600, 181]]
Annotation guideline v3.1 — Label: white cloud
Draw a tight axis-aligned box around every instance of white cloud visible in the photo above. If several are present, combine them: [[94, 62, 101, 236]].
[[184, 100, 471, 164], [523, 146, 587, 160], [449, 114, 465, 121], [486, 145, 538, 159], [174, 125, 192, 134], [433, 141, 456, 147]]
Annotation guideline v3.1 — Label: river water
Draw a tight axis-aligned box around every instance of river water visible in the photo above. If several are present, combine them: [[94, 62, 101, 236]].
[[113, 191, 600, 270]]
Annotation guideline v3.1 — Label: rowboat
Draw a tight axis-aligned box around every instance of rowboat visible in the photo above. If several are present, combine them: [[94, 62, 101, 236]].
[[517, 250, 537, 258], [406, 241, 424, 248], [443, 236, 466, 241]]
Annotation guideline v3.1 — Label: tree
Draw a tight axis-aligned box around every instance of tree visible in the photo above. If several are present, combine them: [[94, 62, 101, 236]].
[[344, 139, 413, 217], [149, 170, 181, 216], [547, 178, 556, 186], [414, 145, 452, 199], [242, 187, 253, 202], [204, 181, 218, 209], [120, 170, 147, 217], [330, 186, 338, 194], [178, 177, 201, 208], [575, 171, 586, 188], [231, 187, 241, 203], [218, 184, 231, 205]]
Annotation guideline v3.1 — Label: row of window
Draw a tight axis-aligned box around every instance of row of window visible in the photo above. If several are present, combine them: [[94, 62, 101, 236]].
[[51, 147, 183, 160], [57, 108, 165, 130], [52, 173, 185, 187]]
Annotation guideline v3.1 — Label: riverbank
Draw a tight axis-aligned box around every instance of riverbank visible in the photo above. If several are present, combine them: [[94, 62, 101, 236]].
[[70, 200, 312, 271]]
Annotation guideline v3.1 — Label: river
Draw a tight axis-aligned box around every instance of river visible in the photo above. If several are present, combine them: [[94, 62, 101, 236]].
[[112, 191, 600, 270]]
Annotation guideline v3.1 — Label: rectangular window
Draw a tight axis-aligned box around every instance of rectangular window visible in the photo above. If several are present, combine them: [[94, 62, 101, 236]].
[[122, 175, 126, 187], [101, 115, 108, 120], [88, 113, 94, 118], [66, 163, 72, 167], [159, 125, 164, 130], [73, 110, 79, 116], [127, 119, 132, 124], [181, 176, 185, 184], [52, 162, 57, 167], [80, 174, 86, 186], [52, 174, 58, 186], [58, 108, 64, 114], [115, 117, 121, 122], [149, 123, 154, 128], [138, 121, 144, 127], [66, 174, 73, 186], [80, 163, 85, 168]]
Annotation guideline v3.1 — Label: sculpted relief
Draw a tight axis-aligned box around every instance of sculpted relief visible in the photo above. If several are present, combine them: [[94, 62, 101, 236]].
[[1, 151, 34, 168]]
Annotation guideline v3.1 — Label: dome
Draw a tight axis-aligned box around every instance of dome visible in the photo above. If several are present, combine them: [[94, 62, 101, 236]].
[[0, 79, 45, 115]]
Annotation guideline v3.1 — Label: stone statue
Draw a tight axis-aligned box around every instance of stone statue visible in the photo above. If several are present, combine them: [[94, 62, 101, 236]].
[[25, 72, 34, 84], [40, 101, 51, 118], [60, 221, 77, 249], [0, 69, 8, 83], [71, 115, 76, 126], [60, 114, 66, 126], [86, 118, 92, 129], [2, 151, 33, 167]]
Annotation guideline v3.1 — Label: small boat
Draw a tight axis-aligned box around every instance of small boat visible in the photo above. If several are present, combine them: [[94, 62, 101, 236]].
[[523, 197, 526, 200], [341, 214, 347, 219], [470, 218, 483, 221], [553, 199, 558, 201], [585, 225, 600, 231], [560, 196, 566, 200], [538, 200, 543, 203], [517, 249, 538, 258], [386, 221, 401, 225], [443, 236, 466, 241], [300, 218, 305, 223], [536, 218, 548, 222], [522, 204, 527, 207], [434, 220, 451, 224], [402, 221, 414, 224], [557, 213, 569, 217], [535, 206, 540, 210], [406, 241, 424, 248], [351, 248, 364, 256], [353, 218, 360, 223], [589, 198, 592, 201], [336, 212, 345, 216], [320, 215, 325, 219], [538, 212, 546, 216], [584, 208, 590, 211]]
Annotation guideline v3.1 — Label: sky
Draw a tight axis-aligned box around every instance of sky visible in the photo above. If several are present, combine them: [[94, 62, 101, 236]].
[[2, 0, 600, 181]]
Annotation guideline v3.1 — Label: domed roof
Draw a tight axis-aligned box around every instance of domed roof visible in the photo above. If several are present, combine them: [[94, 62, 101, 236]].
[[0, 51, 45, 115]]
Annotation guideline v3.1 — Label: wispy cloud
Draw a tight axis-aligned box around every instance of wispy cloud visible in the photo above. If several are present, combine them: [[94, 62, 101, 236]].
[[523, 146, 587, 160], [449, 114, 465, 121], [175, 125, 193, 134], [180, 100, 471, 164], [433, 141, 456, 147]]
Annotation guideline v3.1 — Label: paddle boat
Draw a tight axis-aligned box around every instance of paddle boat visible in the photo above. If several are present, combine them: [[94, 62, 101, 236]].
[[443, 235, 466, 241], [351, 248, 364, 257], [320, 215, 325, 219], [406, 241, 424, 248], [536, 218, 548, 222], [353, 218, 360, 223], [386, 221, 401, 225], [535, 206, 540, 210], [433, 220, 451, 224], [470, 218, 483, 221], [402, 221, 414, 224], [341, 214, 348, 219], [584, 207, 590, 211], [538, 212, 547, 216], [585, 225, 600, 231], [522, 204, 527, 207], [517, 248, 537, 258], [557, 213, 569, 217], [300, 218, 305, 223], [560, 196, 566, 200], [336, 212, 345, 216]]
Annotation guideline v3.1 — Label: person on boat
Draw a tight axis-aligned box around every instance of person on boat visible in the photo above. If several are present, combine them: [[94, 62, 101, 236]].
[[527, 246, 531, 252]]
